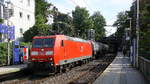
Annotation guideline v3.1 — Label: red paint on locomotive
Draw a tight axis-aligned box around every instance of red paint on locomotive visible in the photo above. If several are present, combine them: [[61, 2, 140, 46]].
[[30, 35, 93, 66]]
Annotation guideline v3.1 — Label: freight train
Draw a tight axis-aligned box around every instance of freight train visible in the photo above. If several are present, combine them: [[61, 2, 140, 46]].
[[28, 35, 109, 72]]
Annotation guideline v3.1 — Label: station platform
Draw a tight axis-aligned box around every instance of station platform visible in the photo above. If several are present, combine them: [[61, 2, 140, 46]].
[[94, 52, 149, 84], [0, 64, 27, 75]]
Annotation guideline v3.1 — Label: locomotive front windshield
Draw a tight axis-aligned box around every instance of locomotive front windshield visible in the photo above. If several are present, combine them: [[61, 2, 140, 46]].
[[32, 38, 55, 48]]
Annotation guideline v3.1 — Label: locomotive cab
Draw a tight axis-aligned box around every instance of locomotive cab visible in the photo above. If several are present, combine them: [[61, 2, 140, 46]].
[[29, 35, 93, 71], [30, 36, 55, 63]]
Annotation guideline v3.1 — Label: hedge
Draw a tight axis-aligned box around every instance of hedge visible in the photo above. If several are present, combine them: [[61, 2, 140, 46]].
[[0, 42, 30, 66]]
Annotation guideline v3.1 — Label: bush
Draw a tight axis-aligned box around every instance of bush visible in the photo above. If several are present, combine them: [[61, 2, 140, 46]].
[[139, 3, 150, 60], [20, 42, 31, 47], [0, 42, 13, 66], [0, 42, 31, 66], [0, 18, 4, 24]]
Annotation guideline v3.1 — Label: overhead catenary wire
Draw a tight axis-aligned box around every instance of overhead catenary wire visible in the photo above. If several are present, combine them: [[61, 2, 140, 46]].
[[70, 0, 79, 6], [82, 0, 94, 12], [69, 0, 94, 13]]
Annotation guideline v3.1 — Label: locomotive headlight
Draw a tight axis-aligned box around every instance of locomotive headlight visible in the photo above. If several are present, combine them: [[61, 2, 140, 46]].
[[31, 51, 38, 55], [46, 51, 53, 55], [31, 58, 36, 60], [48, 58, 53, 61]]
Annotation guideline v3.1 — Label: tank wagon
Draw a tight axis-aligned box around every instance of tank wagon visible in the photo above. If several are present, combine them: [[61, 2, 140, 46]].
[[91, 41, 109, 59]]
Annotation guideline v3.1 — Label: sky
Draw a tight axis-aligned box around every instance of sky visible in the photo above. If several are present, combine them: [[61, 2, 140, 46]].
[[49, 0, 133, 36]]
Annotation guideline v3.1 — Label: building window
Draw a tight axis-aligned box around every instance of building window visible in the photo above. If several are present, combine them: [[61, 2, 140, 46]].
[[19, 12, 22, 18], [28, 0, 30, 6], [27, 15, 30, 20], [20, 28, 23, 34]]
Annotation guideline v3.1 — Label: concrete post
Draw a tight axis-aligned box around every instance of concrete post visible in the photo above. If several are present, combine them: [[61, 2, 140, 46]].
[[136, 0, 140, 68]]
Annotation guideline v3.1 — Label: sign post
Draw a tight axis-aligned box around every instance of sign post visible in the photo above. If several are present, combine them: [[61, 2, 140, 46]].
[[13, 41, 20, 64], [0, 24, 15, 65]]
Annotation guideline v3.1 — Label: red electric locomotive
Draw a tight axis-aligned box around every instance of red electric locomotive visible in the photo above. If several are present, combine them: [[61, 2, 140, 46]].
[[29, 35, 93, 71]]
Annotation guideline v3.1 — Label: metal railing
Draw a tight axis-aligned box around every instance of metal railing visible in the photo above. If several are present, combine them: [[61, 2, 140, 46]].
[[138, 56, 150, 81]]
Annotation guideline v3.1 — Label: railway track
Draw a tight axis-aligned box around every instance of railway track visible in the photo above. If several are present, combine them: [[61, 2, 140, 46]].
[[0, 53, 116, 84], [69, 54, 115, 84]]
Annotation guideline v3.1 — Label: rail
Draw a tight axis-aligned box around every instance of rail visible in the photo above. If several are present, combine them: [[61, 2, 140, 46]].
[[138, 56, 150, 81]]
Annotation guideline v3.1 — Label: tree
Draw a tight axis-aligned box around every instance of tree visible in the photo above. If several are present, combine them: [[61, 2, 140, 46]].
[[52, 12, 74, 36], [140, 4, 150, 32], [138, 3, 150, 59], [113, 11, 129, 38], [91, 11, 106, 41], [35, 14, 50, 35], [35, 0, 52, 23], [23, 25, 38, 42], [23, 0, 53, 42], [72, 6, 93, 39], [0, 18, 4, 24]]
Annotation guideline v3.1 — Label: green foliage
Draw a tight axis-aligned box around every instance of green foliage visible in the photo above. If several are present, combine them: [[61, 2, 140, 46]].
[[23, 0, 53, 42], [52, 12, 74, 36], [20, 42, 30, 47], [23, 25, 38, 42], [113, 11, 129, 38], [0, 42, 30, 66], [53, 13, 72, 23], [0, 42, 13, 65], [90, 11, 106, 41], [0, 18, 4, 24], [139, 30, 150, 59], [139, 3, 150, 60], [35, 0, 52, 23], [24, 2, 106, 42], [72, 6, 93, 39], [0, 43, 7, 65], [36, 14, 47, 24], [140, 4, 150, 32]]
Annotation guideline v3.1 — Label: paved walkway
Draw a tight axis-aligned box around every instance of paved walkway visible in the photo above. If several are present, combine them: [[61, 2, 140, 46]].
[[0, 64, 27, 75], [94, 52, 149, 84]]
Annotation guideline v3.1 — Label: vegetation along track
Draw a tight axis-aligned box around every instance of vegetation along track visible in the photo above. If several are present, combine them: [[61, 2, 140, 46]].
[[0, 53, 116, 84]]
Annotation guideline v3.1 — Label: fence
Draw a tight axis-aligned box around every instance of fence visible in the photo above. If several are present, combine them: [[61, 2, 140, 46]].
[[138, 56, 150, 81]]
